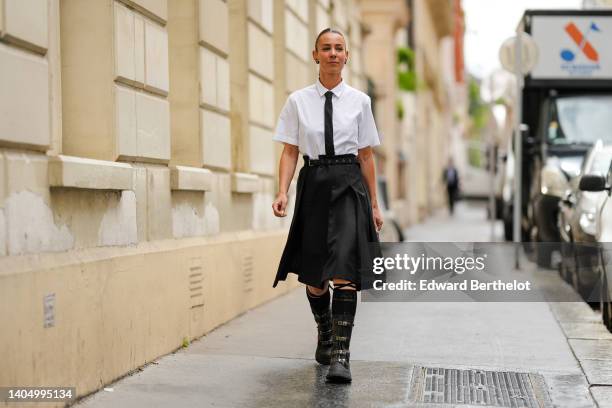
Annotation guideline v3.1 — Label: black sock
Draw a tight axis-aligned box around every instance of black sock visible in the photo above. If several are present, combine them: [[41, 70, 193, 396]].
[[331, 288, 357, 317], [306, 285, 330, 316]]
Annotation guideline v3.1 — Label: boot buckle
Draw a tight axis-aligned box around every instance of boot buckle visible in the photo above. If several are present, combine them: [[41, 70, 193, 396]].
[[331, 349, 350, 363]]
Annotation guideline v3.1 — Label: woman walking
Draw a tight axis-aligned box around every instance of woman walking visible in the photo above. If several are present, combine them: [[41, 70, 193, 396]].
[[271, 28, 383, 383]]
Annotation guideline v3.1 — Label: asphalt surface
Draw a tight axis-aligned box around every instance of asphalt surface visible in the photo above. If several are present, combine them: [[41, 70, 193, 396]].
[[75, 201, 606, 408]]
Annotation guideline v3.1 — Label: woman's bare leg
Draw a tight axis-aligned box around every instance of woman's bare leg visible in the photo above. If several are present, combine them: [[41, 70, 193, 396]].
[[307, 281, 329, 296], [332, 278, 357, 290], [308, 278, 357, 294]]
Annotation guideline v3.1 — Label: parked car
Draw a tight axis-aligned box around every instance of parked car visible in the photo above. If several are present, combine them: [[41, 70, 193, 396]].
[[558, 143, 612, 302], [512, 10, 612, 268], [578, 165, 612, 330]]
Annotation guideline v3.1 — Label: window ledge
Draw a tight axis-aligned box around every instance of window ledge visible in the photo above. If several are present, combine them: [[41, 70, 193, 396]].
[[170, 166, 213, 191], [231, 172, 260, 194], [48, 155, 134, 190]]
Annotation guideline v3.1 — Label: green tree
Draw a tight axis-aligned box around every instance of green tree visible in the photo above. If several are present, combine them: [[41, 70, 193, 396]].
[[397, 47, 416, 92], [468, 78, 488, 132]]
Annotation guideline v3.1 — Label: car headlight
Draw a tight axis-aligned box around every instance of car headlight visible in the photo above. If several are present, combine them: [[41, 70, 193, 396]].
[[541, 165, 569, 198], [579, 211, 597, 236]]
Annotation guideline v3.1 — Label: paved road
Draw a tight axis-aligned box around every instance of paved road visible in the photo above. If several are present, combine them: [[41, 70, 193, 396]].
[[76, 201, 599, 407]]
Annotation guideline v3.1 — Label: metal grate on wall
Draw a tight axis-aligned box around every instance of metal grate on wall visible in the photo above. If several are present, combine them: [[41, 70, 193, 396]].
[[242, 253, 254, 294], [188, 257, 204, 309]]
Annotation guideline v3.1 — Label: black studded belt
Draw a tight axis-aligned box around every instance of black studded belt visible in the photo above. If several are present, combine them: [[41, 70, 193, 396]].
[[303, 154, 359, 167]]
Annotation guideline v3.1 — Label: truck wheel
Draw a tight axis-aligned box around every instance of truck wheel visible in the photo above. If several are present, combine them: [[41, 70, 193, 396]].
[[503, 217, 513, 241], [602, 269, 611, 331], [524, 226, 538, 257], [571, 256, 589, 303], [574, 254, 599, 308], [536, 243, 552, 268], [571, 251, 581, 293], [558, 256, 568, 282]]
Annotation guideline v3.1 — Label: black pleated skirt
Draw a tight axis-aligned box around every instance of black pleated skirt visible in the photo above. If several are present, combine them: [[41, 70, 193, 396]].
[[273, 155, 382, 291]]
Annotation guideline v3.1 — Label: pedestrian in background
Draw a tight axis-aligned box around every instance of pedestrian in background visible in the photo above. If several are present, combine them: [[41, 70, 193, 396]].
[[271, 28, 383, 383], [443, 157, 460, 215]]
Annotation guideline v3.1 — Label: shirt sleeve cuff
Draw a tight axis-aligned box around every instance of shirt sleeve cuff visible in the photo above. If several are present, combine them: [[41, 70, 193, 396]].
[[273, 134, 298, 146], [358, 138, 381, 149]]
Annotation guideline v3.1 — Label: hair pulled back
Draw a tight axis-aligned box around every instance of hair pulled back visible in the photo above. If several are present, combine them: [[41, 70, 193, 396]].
[[314, 28, 346, 51]]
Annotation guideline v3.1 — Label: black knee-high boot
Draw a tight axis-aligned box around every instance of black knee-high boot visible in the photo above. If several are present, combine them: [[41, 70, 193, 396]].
[[306, 285, 332, 365], [326, 283, 357, 383]]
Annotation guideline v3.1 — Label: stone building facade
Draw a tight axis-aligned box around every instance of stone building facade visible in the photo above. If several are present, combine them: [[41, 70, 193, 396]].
[[412, 0, 465, 219], [0, 0, 371, 400], [360, 0, 465, 225]]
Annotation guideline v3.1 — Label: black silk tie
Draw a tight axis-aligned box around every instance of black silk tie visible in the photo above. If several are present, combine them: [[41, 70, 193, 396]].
[[324, 91, 335, 157]]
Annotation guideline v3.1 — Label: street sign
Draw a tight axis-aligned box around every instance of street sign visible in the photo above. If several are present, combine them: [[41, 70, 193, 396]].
[[499, 33, 539, 74], [529, 16, 612, 79]]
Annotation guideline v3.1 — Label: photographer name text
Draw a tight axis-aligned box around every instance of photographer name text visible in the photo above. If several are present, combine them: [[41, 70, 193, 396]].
[[373, 279, 532, 291]]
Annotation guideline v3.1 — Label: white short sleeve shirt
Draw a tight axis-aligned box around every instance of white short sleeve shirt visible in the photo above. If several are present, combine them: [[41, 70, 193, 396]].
[[273, 79, 381, 158]]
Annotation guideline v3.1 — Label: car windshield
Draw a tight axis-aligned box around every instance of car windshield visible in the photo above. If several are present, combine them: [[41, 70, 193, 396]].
[[548, 96, 612, 145]]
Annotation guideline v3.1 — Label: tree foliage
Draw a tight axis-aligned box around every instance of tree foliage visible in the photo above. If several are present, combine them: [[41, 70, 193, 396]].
[[397, 47, 416, 92], [468, 78, 488, 132]]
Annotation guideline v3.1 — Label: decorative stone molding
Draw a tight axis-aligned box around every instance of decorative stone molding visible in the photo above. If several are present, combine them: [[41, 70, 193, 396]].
[[0, 43, 50, 151], [0, 0, 49, 55], [231, 172, 260, 194], [116, 0, 168, 26], [48, 155, 134, 190], [170, 165, 213, 191], [61, 0, 170, 163]]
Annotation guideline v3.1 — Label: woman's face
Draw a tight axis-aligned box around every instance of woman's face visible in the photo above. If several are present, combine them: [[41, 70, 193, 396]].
[[313, 32, 348, 74]]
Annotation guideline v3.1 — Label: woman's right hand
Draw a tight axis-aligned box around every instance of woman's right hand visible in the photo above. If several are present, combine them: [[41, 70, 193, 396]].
[[272, 192, 288, 217]]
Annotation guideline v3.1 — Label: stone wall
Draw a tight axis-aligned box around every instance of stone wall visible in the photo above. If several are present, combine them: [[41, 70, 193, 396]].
[[0, 0, 377, 402]]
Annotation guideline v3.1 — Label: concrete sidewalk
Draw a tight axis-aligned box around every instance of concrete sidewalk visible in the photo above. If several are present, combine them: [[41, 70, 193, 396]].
[[75, 201, 600, 407]]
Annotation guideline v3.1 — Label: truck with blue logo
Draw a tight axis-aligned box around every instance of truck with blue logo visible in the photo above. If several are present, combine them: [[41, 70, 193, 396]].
[[506, 10, 612, 267]]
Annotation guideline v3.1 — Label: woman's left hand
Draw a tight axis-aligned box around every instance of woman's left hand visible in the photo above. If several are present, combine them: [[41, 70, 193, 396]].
[[372, 206, 383, 232]]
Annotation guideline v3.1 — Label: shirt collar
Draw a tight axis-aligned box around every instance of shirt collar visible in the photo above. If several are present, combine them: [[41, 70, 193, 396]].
[[316, 78, 346, 98]]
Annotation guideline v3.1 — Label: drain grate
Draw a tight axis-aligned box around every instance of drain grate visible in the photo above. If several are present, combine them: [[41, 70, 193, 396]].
[[407, 366, 553, 408]]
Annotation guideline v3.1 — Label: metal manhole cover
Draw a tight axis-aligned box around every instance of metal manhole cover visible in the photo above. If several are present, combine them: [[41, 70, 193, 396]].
[[407, 366, 553, 407]]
